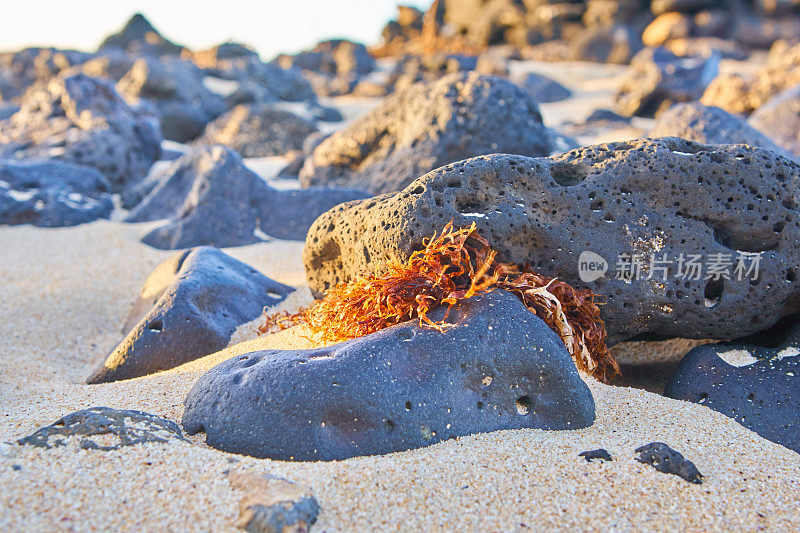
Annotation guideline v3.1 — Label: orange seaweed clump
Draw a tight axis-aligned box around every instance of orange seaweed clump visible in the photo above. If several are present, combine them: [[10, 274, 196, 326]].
[[260, 222, 619, 381]]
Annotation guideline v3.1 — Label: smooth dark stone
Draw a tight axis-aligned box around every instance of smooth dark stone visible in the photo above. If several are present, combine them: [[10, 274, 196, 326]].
[[664, 332, 800, 454], [87, 247, 293, 384], [183, 290, 596, 461], [579, 448, 613, 462]]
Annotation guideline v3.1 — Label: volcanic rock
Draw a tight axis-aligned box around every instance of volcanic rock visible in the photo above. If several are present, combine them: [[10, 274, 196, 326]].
[[182, 290, 596, 461], [0, 159, 113, 227], [87, 247, 294, 384], [748, 85, 800, 159], [303, 138, 800, 344], [17, 407, 186, 450], [299, 72, 555, 194], [0, 73, 161, 198]]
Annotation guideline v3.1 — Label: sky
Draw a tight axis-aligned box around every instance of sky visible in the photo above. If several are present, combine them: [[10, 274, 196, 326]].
[[0, 0, 431, 59]]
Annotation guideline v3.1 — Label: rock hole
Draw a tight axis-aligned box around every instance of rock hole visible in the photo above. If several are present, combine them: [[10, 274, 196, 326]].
[[515, 396, 533, 415], [549, 162, 588, 186], [385, 419, 395, 433], [703, 279, 724, 308], [476, 401, 484, 410], [147, 320, 163, 332], [405, 401, 412, 411], [398, 330, 414, 342]]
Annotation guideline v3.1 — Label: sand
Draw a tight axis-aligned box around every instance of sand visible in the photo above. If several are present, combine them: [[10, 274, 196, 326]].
[[2, 59, 799, 531]]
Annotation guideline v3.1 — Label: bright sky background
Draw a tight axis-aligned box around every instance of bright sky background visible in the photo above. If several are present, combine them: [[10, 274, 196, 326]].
[[0, 0, 431, 59]]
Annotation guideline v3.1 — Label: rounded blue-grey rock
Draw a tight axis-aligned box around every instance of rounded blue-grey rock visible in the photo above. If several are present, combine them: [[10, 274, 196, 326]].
[[183, 290, 595, 461]]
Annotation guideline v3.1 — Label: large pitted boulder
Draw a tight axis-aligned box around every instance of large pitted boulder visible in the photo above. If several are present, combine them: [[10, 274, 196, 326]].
[[748, 85, 800, 159], [299, 72, 555, 194], [615, 47, 719, 117], [701, 42, 800, 115], [87, 247, 294, 384], [98, 13, 186, 57], [198, 104, 318, 157], [126, 145, 367, 249], [117, 57, 226, 142], [0, 159, 113, 227], [303, 138, 800, 345], [664, 324, 800, 453], [182, 290, 596, 461], [650, 102, 790, 156], [0, 74, 162, 199]]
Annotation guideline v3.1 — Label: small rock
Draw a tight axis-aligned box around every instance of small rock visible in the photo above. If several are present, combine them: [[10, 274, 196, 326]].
[[513, 72, 571, 103], [17, 407, 186, 450], [87, 246, 294, 383], [183, 290, 596, 461], [579, 449, 613, 462], [634, 442, 704, 484], [228, 471, 320, 533]]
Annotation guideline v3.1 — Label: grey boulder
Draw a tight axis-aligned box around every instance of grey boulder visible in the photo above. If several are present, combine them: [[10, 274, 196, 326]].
[[615, 47, 719, 117], [748, 85, 800, 159], [299, 72, 556, 194], [182, 290, 596, 461], [198, 104, 318, 157], [0, 73, 162, 198], [116, 57, 226, 143], [87, 246, 294, 384], [125, 145, 367, 249], [0, 159, 113, 227], [651, 102, 791, 157], [303, 138, 800, 344], [98, 13, 186, 57], [513, 72, 571, 103]]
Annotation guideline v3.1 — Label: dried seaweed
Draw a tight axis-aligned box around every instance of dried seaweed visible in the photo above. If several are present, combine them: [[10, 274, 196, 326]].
[[260, 222, 619, 381]]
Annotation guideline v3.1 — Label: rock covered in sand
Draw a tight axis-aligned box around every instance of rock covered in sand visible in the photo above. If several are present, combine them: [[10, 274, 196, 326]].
[[87, 246, 294, 384], [182, 290, 596, 461], [299, 72, 556, 194], [303, 138, 800, 344]]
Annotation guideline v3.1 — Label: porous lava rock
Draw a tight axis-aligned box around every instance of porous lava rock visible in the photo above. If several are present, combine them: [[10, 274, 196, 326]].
[[0, 159, 113, 227], [228, 471, 320, 533], [299, 72, 555, 194], [198, 104, 319, 157], [303, 138, 800, 345], [0, 74, 162, 198], [125, 145, 367, 249], [87, 247, 293, 384], [634, 442, 704, 484], [17, 407, 186, 450], [182, 290, 596, 461], [664, 328, 800, 454]]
